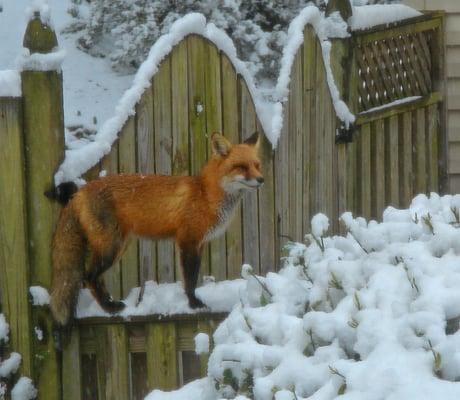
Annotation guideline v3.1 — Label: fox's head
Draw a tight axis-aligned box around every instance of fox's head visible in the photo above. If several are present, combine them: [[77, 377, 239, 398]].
[[210, 132, 264, 193]]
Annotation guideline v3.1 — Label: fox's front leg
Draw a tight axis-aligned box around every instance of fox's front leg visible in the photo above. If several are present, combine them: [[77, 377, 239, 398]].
[[179, 243, 206, 309]]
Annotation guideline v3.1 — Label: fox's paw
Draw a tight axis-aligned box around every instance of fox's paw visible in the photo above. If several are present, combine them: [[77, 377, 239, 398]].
[[101, 300, 126, 314], [188, 296, 206, 309]]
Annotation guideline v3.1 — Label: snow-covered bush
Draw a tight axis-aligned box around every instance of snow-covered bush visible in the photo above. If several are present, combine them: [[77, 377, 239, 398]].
[[147, 193, 460, 400], [0, 314, 37, 400], [69, 0, 398, 83]]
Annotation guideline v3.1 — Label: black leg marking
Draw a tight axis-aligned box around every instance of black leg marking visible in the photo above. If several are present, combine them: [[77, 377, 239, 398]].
[[180, 246, 206, 309]]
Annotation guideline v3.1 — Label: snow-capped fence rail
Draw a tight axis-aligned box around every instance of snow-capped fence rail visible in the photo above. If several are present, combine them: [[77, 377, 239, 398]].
[[0, 3, 448, 400]]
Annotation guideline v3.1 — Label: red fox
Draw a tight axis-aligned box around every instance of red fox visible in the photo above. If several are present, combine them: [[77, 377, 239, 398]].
[[49, 132, 263, 326]]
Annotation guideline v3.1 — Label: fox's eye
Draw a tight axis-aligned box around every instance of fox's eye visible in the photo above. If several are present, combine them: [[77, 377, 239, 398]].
[[254, 162, 261, 170], [234, 164, 248, 173]]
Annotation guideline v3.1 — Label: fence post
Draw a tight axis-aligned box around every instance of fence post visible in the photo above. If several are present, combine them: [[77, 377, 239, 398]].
[[0, 95, 33, 377], [21, 11, 64, 399]]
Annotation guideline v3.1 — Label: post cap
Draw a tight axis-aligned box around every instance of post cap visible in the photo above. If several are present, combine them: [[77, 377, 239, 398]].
[[325, 0, 353, 22], [23, 12, 58, 54]]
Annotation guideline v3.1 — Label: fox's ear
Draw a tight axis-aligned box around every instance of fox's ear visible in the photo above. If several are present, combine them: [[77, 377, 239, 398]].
[[211, 133, 232, 157], [244, 131, 260, 150]]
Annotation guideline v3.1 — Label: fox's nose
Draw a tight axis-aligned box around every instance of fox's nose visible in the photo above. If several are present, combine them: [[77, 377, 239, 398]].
[[256, 177, 265, 184]]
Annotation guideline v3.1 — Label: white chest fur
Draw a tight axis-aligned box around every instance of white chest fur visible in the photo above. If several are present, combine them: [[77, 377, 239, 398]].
[[203, 192, 242, 242]]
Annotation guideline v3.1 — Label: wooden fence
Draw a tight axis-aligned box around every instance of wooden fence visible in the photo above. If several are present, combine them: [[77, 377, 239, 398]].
[[0, 4, 446, 400]]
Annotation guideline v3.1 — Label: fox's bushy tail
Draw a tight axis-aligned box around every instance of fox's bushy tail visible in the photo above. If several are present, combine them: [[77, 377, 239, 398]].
[[50, 205, 86, 326]]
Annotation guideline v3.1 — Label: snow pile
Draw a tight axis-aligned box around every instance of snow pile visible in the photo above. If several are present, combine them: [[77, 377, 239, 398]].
[[0, 314, 37, 400], [29, 286, 51, 306], [349, 5, 421, 30], [17, 48, 65, 72], [0, 70, 21, 97], [76, 279, 246, 319], [10, 377, 37, 400], [195, 333, 210, 355], [146, 193, 460, 400]]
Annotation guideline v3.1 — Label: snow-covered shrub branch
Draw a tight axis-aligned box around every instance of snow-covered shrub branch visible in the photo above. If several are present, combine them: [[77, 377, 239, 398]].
[[147, 193, 460, 400]]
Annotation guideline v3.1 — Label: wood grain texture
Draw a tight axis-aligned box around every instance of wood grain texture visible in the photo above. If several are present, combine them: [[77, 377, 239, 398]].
[[62, 329, 82, 400], [220, 54, 243, 279], [204, 43, 226, 281], [239, 76, 260, 272], [100, 142, 122, 298], [118, 118, 140, 296], [171, 40, 190, 282], [187, 35, 210, 278], [146, 323, 178, 390], [136, 87, 157, 283], [105, 325, 130, 400], [153, 57, 175, 283], [22, 69, 64, 398], [0, 98, 32, 376]]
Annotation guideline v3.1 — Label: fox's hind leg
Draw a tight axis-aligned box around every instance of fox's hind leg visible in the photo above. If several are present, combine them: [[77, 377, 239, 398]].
[[82, 193, 127, 314], [85, 234, 127, 314]]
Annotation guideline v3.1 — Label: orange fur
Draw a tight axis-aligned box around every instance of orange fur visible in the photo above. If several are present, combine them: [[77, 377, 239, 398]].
[[50, 132, 263, 326]]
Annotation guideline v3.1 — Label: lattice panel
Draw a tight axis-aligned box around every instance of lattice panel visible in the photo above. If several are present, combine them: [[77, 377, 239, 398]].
[[357, 30, 434, 112]]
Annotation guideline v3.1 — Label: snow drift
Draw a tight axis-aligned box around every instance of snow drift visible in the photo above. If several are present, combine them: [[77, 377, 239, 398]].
[[146, 193, 460, 400]]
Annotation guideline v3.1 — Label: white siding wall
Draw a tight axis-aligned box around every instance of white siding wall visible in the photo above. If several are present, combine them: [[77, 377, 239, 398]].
[[404, 0, 460, 192]]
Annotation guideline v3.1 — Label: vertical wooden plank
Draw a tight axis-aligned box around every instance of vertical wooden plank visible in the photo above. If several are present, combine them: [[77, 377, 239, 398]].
[[130, 352, 149, 400], [257, 122, 276, 275], [400, 112, 413, 207], [95, 326, 108, 400], [371, 120, 386, 219], [429, 20, 448, 193], [118, 117, 140, 296], [100, 143, 122, 298], [314, 40, 326, 217], [303, 27, 316, 236], [360, 124, 372, 219], [205, 44, 226, 281], [337, 144, 348, 227], [220, 55, 243, 279], [105, 325, 130, 400], [171, 40, 190, 282], [0, 98, 32, 376], [413, 108, 427, 194], [346, 141, 358, 216], [239, 77, 260, 272], [146, 323, 178, 390], [62, 328, 82, 400], [136, 88, 157, 283], [275, 98, 290, 266], [288, 49, 304, 241], [81, 353, 99, 400], [153, 58, 175, 283], [426, 104, 439, 192], [385, 116, 400, 206], [188, 35, 210, 278]]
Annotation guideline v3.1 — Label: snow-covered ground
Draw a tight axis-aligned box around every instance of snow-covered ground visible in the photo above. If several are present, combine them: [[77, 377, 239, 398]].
[[145, 194, 460, 400], [0, 0, 133, 139]]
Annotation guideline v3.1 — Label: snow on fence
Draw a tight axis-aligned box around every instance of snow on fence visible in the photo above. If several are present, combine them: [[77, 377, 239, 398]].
[[0, 3, 447, 400]]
